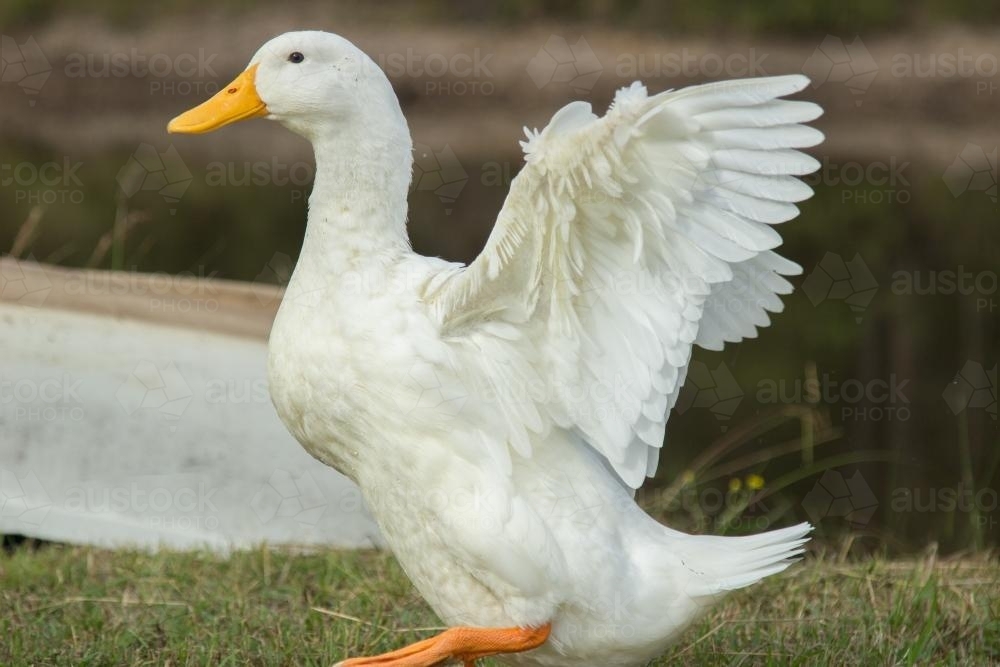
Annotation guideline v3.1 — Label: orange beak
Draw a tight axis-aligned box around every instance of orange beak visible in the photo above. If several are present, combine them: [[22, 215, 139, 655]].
[[167, 64, 268, 134]]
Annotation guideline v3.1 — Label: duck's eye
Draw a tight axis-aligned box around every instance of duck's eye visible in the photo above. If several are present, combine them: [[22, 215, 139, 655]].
[[288, 52, 305, 64]]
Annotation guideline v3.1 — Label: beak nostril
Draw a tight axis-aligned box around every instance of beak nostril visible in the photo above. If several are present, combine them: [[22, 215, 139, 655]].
[[228, 87, 238, 94]]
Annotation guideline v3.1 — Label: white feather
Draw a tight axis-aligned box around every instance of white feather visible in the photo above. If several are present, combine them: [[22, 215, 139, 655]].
[[428, 75, 823, 489]]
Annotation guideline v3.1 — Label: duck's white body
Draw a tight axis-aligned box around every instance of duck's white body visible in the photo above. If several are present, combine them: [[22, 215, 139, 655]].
[[173, 31, 821, 666], [269, 255, 811, 666]]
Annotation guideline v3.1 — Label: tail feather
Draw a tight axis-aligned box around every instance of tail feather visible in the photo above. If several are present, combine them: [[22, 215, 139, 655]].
[[675, 521, 812, 597]]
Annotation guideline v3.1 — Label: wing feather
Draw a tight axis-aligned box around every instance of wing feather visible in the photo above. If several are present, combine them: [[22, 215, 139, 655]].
[[426, 75, 822, 488]]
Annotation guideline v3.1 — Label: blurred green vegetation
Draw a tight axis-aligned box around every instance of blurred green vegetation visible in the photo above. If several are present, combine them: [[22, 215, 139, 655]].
[[3, 0, 1000, 33], [3, 137, 997, 554]]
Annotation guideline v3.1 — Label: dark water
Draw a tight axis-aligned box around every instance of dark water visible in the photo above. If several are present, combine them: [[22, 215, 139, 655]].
[[1, 135, 997, 552]]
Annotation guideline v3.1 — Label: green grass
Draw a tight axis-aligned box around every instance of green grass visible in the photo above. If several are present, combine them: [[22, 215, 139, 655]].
[[2, 544, 997, 665]]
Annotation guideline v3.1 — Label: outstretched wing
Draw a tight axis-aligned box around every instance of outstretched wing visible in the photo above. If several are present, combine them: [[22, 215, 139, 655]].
[[425, 75, 823, 488]]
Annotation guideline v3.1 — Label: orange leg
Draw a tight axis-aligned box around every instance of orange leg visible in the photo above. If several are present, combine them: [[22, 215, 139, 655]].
[[335, 623, 551, 666]]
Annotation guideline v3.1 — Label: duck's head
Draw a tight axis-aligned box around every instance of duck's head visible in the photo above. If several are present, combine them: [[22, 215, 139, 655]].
[[168, 31, 404, 143]]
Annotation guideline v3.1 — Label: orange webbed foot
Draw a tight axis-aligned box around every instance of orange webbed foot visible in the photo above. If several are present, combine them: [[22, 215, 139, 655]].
[[335, 623, 551, 666]]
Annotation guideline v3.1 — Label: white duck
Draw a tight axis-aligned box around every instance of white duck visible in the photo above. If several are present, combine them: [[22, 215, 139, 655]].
[[169, 31, 822, 667]]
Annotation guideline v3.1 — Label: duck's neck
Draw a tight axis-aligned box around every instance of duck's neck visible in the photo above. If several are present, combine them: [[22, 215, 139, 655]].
[[298, 122, 413, 274]]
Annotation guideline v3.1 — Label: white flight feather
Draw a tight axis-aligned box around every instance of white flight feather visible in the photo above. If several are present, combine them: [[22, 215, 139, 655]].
[[425, 74, 824, 489]]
